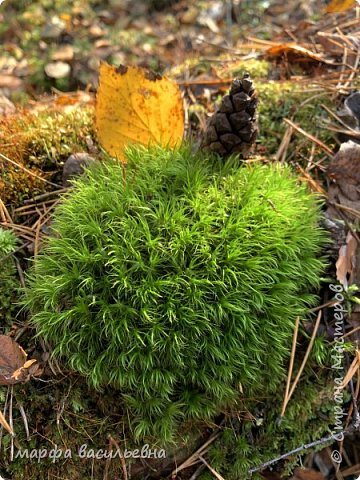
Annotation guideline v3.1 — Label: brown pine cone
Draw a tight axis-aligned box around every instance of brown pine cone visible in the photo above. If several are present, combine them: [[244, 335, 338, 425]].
[[201, 73, 259, 157]]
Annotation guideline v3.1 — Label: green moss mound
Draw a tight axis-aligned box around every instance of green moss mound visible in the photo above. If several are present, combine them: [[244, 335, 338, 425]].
[[24, 146, 326, 443]]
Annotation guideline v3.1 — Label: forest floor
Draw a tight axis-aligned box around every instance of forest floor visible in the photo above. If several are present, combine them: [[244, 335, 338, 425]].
[[1, 0, 360, 479]]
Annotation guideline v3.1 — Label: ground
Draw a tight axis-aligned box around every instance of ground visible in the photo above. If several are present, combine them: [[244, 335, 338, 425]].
[[0, 0, 360, 479]]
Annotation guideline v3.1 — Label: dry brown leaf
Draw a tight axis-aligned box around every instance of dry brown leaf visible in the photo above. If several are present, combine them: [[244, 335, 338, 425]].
[[95, 63, 184, 161], [326, 0, 357, 13], [327, 141, 360, 221], [11, 359, 38, 382], [336, 231, 358, 287], [0, 335, 39, 386], [266, 44, 334, 65], [0, 75, 23, 90]]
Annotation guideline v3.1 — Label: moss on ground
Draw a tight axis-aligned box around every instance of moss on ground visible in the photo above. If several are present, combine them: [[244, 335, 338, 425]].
[[256, 80, 336, 159], [0, 55, 341, 480], [200, 369, 338, 479], [0, 106, 94, 206], [0, 357, 338, 480]]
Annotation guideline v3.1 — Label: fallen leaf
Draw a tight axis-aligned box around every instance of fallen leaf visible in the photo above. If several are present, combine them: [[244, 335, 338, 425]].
[[0, 75, 23, 90], [336, 231, 358, 287], [51, 45, 74, 62], [89, 24, 106, 38], [327, 141, 360, 219], [266, 43, 335, 65], [95, 62, 184, 161], [11, 359, 37, 382], [0, 335, 39, 385], [94, 39, 112, 49], [44, 61, 71, 79], [326, 0, 357, 13]]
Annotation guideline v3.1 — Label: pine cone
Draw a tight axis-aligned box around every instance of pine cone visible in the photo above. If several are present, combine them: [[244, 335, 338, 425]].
[[201, 73, 259, 157]]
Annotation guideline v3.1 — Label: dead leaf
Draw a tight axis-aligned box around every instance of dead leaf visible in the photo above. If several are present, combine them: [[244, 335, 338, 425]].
[[336, 231, 358, 287], [327, 141, 360, 221], [95, 62, 184, 161], [326, 0, 357, 13], [0, 75, 23, 90], [44, 61, 71, 79], [266, 43, 334, 65], [328, 141, 360, 186], [11, 359, 37, 382], [0, 335, 39, 385], [51, 45, 74, 62]]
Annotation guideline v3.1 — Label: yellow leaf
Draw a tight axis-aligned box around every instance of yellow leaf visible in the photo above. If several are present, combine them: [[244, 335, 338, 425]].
[[326, 0, 356, 13], [95, 63, 184, 161]]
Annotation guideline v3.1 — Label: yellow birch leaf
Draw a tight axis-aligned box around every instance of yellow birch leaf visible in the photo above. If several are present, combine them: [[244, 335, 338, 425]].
[[95, 63, 184, 161], [326, 0, 356, 13]]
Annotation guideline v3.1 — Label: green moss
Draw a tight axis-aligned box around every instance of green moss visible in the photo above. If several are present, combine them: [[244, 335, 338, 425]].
[[26, 107, 94, 167], [0, 376, 125, 480], [227, 59, 271, 79], [0, 228, 19, 331], [24, 145, 327, 443], [256, 81, 336, 158], [202, 369, 336, 479], [0, 107, 94, 206]]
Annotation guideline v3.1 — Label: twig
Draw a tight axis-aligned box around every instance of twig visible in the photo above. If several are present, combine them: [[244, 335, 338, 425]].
[[171, 431, 220, 475], [23, 188, 68, 204], [275, 125, 293, 163], [103, 438, 113, 480], [0, 152, 62, 189], [108, 435, 128, 480], [15, 198, 60, 213], [0, 198, 13, 223], [0, 410, 13, 437], [0, 242, 30, 264], [309, 299, 339, 312], [0, 388, 10, 449], [322, 125, 360, 138], [321, 103, 360, 135], [189, 464, 207, 480], [199, 456, 225, 480], [284, 118, 334, 155], [9, 386, 14, 461], [15, 258, 26, 289], [340, 325, 360, 341], [327, 201, 360, 220], [280, 317, 300, 418], [346, 369, 360, 430], [18, 403, 30, 441], [0, 222, 35, 236], [282, 311, 322, 413], [248, 429, 354, 474]]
